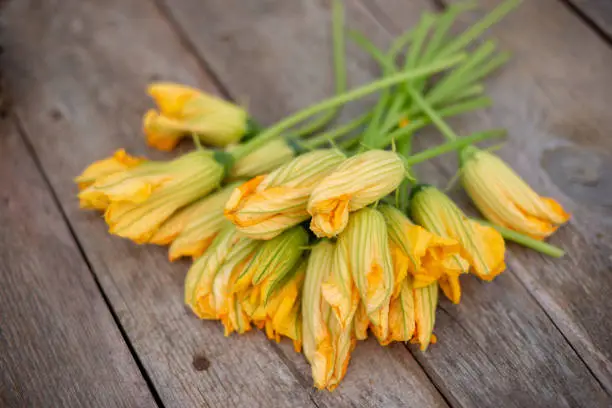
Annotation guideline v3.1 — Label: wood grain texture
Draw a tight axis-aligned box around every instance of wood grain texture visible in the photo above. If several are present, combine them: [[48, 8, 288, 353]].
[[155, 0, 451, 406], [564, 0, 612, 39], [160, 0, 612, 406], [0, 119, 155, 407], [0, 0, 319, 407], [368, 0, 612, 399]]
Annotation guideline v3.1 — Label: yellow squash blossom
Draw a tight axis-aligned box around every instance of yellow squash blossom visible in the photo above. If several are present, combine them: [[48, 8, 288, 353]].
[[302, 240, 335, 389], [75, 149, 144, 193], [150, 184, 238, 260], [224, 149, 345, 240], [211, 237, 262, 335], [185, 226, 241, 318], [100, 152, 224, 243], [320, 234, 359, 328], [461, 146, 570, 240], [411, 185, 506, 282], [79, 150, 221, 206], [339, 208, 394, 340], [308, 150, 405, 238], [143, 82, 249, 151], [353, 302, 369, 341], [229, 139, 295, 179], [379, 204, 468, 304], [386, 278, 416, 344], [232, 227, 308, 297], [325, 311, 356, 391], [247, 261, 306, 353], [413, 282, 438, 351]]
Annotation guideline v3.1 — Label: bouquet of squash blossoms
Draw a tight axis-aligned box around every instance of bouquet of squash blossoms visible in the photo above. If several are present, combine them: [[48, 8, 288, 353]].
[[75, 0, 569, 390]]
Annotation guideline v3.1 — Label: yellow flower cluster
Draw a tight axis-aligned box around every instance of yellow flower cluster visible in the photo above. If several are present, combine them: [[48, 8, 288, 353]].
[[75, 80, 571, 391]]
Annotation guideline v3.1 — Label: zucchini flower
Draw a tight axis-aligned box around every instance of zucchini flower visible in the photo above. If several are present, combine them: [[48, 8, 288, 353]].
[[339, 208, 394, 340], [302, 240, 335, 389], [143, 82, 249, 151], [149, 183, 238, 260], [248, 261, 306, 353], [185, 225, 241, 319], [461, 146, 570, 240], [229, 139, 295, 179], [232, 226, 308, 296], [386, 278, 415, 344], [411, 185, 506, 281], [325, 311, 357, 391], [379, 204, 468, 304], [320, 232, 360, 328], [224, 149, 346, 240], [413, 282, 438, 351], [308, 150, 405, 238], [97, 151, 224, 243], [75, 149, 144, 194]]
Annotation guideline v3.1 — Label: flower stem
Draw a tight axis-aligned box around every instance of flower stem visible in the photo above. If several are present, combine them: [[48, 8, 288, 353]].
[[404, 128, 505, 165], [407, 87, 459, 141], [230, 54, 466, 161], [474, 219, 565, 258], [286, 0, 347, 138], [300, 111, 372, 149]]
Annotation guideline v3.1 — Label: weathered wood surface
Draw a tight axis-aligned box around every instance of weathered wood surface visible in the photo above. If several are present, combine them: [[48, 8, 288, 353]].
[[0, 120, 156, 407], [158, 0, 612, 406], [2, 0, 612, 406], [565, 0, 612, 39]]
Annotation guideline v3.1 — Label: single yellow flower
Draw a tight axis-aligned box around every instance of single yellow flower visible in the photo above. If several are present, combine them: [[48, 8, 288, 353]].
[[302, 240, 335, 390], [75, 149, 144, 194], [308, 150, 405, 238], [151, 184, 239, 260], [185, 225, 241, 319], [413, 282, 438, 351], [386, 278, 415, 344], [79, 150, 221, 206], [325, 311, 356, 391], [224, 149, 345, 240], [143, 82, 248, 151], [98, 151, 224, 243], [339, 208, 394, 340], [232, 227, 308, 297], [320, 234, 360, 329], [247, 260, 306, 353], [461, 146, 570, 240], [212, 237, 262, 336], [379, 204, 468, 304], [229, 139, 295, 179], [411, 185, 506, 281]]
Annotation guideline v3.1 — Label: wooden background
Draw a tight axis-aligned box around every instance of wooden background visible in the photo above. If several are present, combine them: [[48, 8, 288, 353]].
[[1, 0, 611, 407]]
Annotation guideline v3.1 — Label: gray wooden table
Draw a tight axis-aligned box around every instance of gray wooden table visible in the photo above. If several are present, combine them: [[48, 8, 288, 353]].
[[1, 0, 612, 407]]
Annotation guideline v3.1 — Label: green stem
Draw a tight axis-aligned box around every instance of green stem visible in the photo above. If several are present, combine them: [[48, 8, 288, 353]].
[[437, 0, 521, 59], [474, 219, 565, 258], [286, 0, 346, 138], [379, 96, 492, 147], [301, 111, 371, 149], [404, 129, 505, 165], [407, 87, 459, 141], [230, 54, 466, 161]]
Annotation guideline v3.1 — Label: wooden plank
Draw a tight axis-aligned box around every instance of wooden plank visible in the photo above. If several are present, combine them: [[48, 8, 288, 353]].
[[155, 1, 451, 406], [0, 1, 320, 407], [159, 0, 612, 406], [0, 119, 156, 407], [565, 0, 612, 39], [368, 0, 612, 399]]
